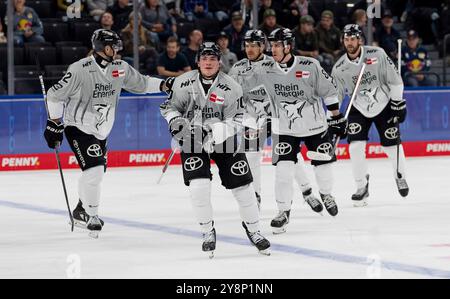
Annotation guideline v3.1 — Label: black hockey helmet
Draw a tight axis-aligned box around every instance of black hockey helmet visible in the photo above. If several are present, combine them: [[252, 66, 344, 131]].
[[91, 29, 123, 52], [196, 41, 221, 62], [268, 28, 295, 49], [244, 29, 266, 45], [342, 24, 363, 39]]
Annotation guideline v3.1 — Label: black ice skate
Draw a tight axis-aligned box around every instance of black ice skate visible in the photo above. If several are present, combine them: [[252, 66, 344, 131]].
[[352, 174, 370, 207], [255, 192, 261, 211], [270, 210, 290, 234], [242, 222, 271, 256], [72, 200, 104, 229], [302, 188, 323, 214], [320, 193, 338, 216], [396, 177, 409, 197], [202, 227, 216, 259], [87, 215, 102, 239]]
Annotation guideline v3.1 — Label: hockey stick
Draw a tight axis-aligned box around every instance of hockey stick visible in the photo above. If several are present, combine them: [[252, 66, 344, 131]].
[[156, 146, 177, 185], [396, 39, 403, 180], [306, 62, 367, 161], [36, 56, 74, 232]]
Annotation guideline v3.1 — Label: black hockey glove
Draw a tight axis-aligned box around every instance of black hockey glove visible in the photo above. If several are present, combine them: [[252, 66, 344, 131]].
[[44, 119, 64, 149], [390, 99, 407, 123], [327, 113, 348, 138], [162, 77, 175, 95], [169, 116, 190, 144]]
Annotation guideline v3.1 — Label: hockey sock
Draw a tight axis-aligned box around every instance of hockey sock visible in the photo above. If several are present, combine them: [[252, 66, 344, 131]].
[[314, 163, 333, 195], [349, 141, 369, 189], [78, 165, 104, 217], [275, 161, 295, 212], [294, 153, 312, 192], [189, 178, 213, 233], [246, 151, 262, 195], [231, 183, 260, 233], [382, 145, 407, 178]]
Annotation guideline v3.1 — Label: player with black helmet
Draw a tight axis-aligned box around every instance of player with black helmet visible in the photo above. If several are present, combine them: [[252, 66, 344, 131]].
[[43, 29, 169, 238], [160, 41, 271, 257], [332, 24, 408, 207]]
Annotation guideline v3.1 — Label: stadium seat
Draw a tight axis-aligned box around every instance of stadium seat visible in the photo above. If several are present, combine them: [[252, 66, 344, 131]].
[[194, 18, 221, 40], [43, 22, 69, 43], [58, 46, 89, 65], [26, 0, 53, 19], [26, 46, 57, 66], [73, 22, 101, 47], [55, 41, 83, 49], [45, 65, 69, 78], [177, 22, 195, 45], [14, 78, 42, 94], [0, 48, 25, 76]]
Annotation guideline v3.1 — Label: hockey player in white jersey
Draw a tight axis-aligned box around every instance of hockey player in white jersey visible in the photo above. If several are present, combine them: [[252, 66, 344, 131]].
[[160, 42, 270, 257], [332, 24, 409, 207], [43, 29, 167, 238], [229, 29, 323, 214], [239, 28, 347, 234]]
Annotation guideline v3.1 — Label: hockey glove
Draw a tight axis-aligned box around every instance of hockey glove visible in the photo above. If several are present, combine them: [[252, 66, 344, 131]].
[[44, 119, 64, 149], [162, 77, 175, 95], [327, 113, 348, 138], [169, 117, 190, 144], [390, 99, 407, 123]]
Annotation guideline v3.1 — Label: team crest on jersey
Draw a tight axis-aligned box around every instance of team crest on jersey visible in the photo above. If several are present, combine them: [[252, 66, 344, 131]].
[[112, 69, 125, 78], [295, 71, 310, 79], [209, 93, 224, 105], [365, 58, 378, 65]]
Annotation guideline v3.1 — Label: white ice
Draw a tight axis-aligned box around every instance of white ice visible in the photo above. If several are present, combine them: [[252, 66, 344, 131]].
[[0, 157, 449, 279]]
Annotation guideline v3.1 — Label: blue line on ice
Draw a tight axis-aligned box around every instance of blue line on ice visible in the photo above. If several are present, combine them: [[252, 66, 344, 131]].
[[1, 199, 449, 279]]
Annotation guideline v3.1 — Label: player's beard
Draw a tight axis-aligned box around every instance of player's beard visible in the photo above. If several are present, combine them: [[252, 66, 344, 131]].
[[346, 43, 361, 56]]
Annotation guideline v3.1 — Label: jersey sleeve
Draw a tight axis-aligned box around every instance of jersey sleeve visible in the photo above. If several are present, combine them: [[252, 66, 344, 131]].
[[123, 62, 163, 94], [380, 49, 404, 101], [46, 63, 82, 119], [313, 60, 339, 110], [159, 77, 184, 123], [331, 64, 347, 105]]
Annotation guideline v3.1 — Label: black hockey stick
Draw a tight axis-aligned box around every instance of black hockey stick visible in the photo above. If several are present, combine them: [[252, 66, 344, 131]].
[[36, 55, 74, 231], [306, 63, 367, 161]]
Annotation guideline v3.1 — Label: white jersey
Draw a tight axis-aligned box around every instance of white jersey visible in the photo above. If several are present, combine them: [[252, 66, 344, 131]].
[[46, 56, 163, 140], [237, 56, 340, 137], [332, 46, 404, 118], [229, 54, 273, 129]]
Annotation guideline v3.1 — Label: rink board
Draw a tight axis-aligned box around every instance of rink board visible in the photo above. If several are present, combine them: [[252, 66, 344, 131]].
[[1, 89, 449, 171]]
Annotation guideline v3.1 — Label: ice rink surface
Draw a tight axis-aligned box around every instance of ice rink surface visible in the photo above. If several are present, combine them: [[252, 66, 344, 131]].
[[1, 156, 449, 279]]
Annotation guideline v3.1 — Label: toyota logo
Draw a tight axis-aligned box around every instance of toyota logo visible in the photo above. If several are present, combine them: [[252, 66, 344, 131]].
[[231, 161, 249, 176], [384, 127, 399, 140], [317, 142, 333, 154], [274, 142, 292, 156], [184, 157, 204, 172], [348, 123, 362, 135], [87, 144, 103, 157]]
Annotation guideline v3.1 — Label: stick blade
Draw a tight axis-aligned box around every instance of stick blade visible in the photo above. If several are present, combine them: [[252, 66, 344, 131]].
[[306, 150, 333, 161]]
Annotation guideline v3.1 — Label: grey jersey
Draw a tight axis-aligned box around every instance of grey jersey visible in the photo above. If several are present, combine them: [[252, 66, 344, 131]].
[[46, 56, 162, 140], [160, 70, 244, 129], [229, 55, 273, 128], [238, 56, 339, 137], [332, 46, 404, 118]]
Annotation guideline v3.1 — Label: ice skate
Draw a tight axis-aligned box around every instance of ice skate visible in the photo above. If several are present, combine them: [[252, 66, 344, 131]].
[[242, 222, 271, 256], [352, 175, 370, 207], [270, 210, 290, 234], [302, 188, 323, 214]]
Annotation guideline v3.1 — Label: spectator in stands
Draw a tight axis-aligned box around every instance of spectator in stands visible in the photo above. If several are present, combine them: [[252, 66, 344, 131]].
[[183, 0, 212, 22], [13, 0, 45, 46], [404, 0, 441, 46], [87, 0, 114, 20], [217, 31, 238, 73], [157, 36, 191, 78], [258, 9, 282, 38], [352, 9, 373, 45], [100, 12, 114, 30], [231, 0, 254, 28], [376, 10, 401, 62], [140, 0, 174, 44], [315, 10, 341, 73], [284, 0, 319, 29], [57, 0, 86, 19], [402, 30, 437, 87], [293, 15, 319, 59], [0, 18, 6, 44], [108, 0, 132, 32], [224, 11, 248, 60], [182, 29, 203, 70], [121, 12, 159, 74], [258, 0, 283, 26]]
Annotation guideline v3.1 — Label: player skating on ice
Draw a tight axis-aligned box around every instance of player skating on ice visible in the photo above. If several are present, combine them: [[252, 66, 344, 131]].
[[229, 30, 323, 214], [331, 24, 409, 207], [43, 29, 167, 238], [239, 28, 347, 234], [160, 42, 271, 257]]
